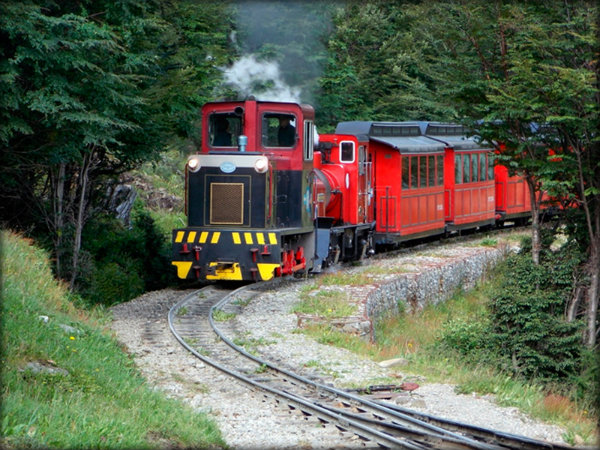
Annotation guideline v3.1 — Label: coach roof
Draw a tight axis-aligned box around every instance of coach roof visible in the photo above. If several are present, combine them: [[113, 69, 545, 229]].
[[424, 122, 482, 150], [335, 121, 445, 153]]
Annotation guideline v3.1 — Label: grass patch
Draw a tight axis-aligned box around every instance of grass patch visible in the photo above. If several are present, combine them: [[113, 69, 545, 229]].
[[232, 336, 276, 355], [293, 288, 357, 319], [299, 324, 379, 359], [316, 271, 372, 286], [231, 296, 251, 307], [479, 237, 498, 247], [1, 230, 224, 449], [359, 264, 415, 276], [301, 359, 341, 379], [254, 364, 268, 374], [212, 309, 236, 322], [147, 210, 186, 239]]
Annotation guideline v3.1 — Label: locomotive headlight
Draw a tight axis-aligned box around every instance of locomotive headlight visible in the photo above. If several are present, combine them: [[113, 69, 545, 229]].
[[254, 156, 269, 174], [187, 155, 201, 173]]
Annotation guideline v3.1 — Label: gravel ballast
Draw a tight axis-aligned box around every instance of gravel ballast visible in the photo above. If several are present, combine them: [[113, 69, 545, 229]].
[[110, 241, 570, 448]]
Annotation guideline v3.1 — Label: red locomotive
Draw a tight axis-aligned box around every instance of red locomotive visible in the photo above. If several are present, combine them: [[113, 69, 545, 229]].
[[172, 99, 535, 282]]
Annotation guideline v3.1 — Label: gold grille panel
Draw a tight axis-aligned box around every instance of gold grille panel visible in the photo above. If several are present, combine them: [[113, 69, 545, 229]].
[[210, 183, 244, 224]]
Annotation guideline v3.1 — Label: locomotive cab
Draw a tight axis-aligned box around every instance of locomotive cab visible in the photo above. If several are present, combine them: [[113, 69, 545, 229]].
[[314, 134, 374, 226], [172, 99, 318, 282]]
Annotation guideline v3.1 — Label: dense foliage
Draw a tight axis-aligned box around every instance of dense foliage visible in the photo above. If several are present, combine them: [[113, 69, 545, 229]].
[[316, 1, 454, 128], [0, 0, 235, 300], [76, 206, 174, 306], [488, 243, 584, 381], [440, 235, 598, 409]]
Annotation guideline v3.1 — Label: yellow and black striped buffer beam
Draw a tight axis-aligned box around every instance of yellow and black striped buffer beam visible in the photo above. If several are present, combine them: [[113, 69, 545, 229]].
[[173, 230, 279, 246]]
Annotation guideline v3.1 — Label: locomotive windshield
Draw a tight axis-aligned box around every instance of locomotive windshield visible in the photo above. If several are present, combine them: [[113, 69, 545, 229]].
[[262, 113, 297, 148], [209, 113, 242, 147]]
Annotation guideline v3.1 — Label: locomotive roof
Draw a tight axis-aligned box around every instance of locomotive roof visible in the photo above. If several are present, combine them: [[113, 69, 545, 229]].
[[335, 121, 445, 153]]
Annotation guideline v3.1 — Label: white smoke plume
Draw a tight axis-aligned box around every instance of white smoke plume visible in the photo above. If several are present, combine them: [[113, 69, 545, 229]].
[[222, 54, 301, 103]]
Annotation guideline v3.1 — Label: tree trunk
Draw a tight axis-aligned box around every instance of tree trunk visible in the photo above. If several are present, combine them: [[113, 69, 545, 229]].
[[526, 175, 541, 265], [585, 231, 599, 347], [69, 152, 92, 290], [566, 286, 583, 322], [53, 163, 66, 278], [572, 142, 599, 347]]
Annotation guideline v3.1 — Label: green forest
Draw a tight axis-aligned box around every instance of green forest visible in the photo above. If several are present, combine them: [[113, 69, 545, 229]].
[[1, 0, 599, 442]]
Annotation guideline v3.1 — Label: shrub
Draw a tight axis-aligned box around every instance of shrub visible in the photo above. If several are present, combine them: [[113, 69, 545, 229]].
[[440, 318, 491, 356], [88, 260, 145, 306], [76, 206, 174, 306], [487, 246, 584, 382]]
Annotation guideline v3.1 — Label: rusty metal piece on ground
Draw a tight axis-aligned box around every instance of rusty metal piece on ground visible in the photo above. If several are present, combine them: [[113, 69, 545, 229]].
[[399, 382, 420, 392]]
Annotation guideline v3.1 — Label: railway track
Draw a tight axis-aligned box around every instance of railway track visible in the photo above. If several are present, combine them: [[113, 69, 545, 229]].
[[168, 282, 580, 450]]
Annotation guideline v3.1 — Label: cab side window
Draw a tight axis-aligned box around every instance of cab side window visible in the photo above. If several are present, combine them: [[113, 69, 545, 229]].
[[340, 141, 355, 163], [262, 113, 297, 148], [210, 113, 241, 147]]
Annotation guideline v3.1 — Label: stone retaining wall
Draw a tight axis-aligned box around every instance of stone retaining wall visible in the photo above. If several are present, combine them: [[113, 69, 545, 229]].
[[297, 242, 512, 342], [366, 247, 504, 319]]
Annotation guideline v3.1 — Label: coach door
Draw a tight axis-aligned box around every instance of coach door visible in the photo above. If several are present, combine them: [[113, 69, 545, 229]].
[[358, 145, 372, 223]]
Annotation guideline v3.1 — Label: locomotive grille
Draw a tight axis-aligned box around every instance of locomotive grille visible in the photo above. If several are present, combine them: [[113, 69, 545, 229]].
[[210, 182, 244, 224]]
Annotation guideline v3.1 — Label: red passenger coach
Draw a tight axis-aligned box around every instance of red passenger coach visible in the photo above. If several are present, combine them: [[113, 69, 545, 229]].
[[335, 122, 446, 245], [426, 123, 496, 231], [494, 163, 532, 225]]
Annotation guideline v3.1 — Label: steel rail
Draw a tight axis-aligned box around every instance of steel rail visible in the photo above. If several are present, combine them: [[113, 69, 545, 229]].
[[168, 285, 426, 449], [209, 282, 583, 450], [209, 283, 506, 449], [372, 402, 581, 450], [170, 285, 487, 448]]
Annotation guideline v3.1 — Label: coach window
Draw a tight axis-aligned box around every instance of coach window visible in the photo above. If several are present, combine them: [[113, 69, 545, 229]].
[[463, 154, 470, 183], [428, 155, 435, 187], [455, 155, 462, 184], [209, 113, 241, 147], [471, 153, 479, 182], [437, 155, 444, 185], [488, 154, 495, 180], [479, 153, 486, 181], [402, 157, 409, 189], [411, 156, 418, 188], [303, 120, 314, 161], [340, 141, 355, 163], [262, 113, 297, 148], [419, 155, 427, 188]]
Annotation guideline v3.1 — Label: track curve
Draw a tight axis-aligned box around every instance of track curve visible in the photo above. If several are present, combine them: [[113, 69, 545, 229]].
[[168, 282, 580, 450]]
